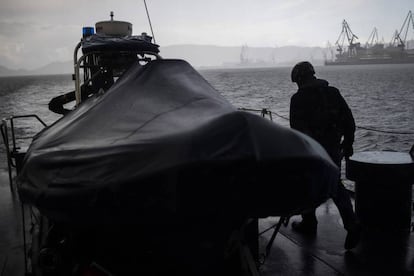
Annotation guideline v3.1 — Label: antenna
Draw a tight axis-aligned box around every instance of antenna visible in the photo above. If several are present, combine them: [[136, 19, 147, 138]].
[[143, 0, 156, 44]]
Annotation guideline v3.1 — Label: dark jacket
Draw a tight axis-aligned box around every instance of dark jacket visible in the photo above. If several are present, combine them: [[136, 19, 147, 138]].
[[290, 78, 355, 164]]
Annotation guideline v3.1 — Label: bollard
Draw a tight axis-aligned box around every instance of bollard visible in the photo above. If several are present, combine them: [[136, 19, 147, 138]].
[[346, 151, 414, 233]]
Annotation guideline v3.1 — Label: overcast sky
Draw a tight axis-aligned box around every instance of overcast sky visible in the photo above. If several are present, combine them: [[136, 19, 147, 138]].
[[0, 0, 413, 69]]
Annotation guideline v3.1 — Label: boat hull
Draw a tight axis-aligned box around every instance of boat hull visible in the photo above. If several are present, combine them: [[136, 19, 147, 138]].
[[325, 56, 414, 65]]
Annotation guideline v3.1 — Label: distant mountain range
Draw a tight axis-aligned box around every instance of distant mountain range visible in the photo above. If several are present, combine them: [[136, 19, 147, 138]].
[[0, 45, 326, 76], [0, 61, 73, 77], [0, 65, 30, 76]]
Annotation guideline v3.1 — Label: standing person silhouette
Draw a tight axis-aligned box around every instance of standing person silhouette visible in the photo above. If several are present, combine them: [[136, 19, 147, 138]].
[[289, 61, 361, 250]]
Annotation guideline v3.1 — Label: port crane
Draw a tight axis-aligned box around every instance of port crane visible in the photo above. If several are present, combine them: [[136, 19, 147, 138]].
[[326, 11, 414, 64], [324, 41, 335, 62], [240, 44, 249, 64], [334, 20, 361, 57], [365, 27, 379, 48], [390, 10, 414, 49]]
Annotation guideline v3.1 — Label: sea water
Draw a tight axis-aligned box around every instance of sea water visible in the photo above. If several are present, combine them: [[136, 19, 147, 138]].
[[1, 64, 413, 178]]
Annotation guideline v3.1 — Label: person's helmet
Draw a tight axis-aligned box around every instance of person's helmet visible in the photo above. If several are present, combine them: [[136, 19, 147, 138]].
[[291, 61, 315, 83]]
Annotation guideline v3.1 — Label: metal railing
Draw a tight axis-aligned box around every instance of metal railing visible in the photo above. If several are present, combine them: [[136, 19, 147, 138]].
[[1, 115, 47, 193], [74, 49, 162, 105]]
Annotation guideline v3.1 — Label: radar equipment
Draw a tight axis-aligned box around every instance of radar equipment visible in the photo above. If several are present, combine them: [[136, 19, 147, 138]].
[[48, 13, 160, 114]]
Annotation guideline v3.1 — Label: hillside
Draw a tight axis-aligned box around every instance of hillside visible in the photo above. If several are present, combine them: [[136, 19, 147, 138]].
[[34, 61, 73, 75], [0, 65, 29, 76]]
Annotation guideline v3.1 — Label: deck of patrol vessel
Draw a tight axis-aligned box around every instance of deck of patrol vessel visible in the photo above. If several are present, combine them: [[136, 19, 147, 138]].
[[1, 170, 414, 275]]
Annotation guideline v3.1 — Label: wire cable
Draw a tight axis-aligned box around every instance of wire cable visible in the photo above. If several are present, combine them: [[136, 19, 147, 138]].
[[355, 125, 414, 135], [243, 107, 414, 135]]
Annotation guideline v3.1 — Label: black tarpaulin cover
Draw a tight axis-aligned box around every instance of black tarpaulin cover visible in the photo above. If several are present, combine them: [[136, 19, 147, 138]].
[[81, 34, 160, 54], [17, 59, 338, 225]]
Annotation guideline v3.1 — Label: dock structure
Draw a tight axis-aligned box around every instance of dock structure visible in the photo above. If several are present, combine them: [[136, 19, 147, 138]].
[[2, 170, 414, 275], [325, 11, 414, 65]]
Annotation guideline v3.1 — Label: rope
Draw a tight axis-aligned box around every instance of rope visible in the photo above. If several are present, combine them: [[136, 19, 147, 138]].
[[270, 109, 290, 121], [355, 125, 414, 135], [239, 107, 414, 135]]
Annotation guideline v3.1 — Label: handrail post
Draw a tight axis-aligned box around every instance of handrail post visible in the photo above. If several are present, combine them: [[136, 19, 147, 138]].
[[1, 115, 48, 194], [10, 117, 17, 151], [73, 41, 82, 106], [1, 120, 14, 193]]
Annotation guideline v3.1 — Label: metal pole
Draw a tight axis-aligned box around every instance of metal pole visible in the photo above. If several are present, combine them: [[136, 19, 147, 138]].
[[1, 120, 14, 193], [144, 0, 156, 44], [21, 203, 28, 275]]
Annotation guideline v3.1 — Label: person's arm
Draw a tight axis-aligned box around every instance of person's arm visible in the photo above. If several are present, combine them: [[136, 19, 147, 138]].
[[338, 92, 355, 157]]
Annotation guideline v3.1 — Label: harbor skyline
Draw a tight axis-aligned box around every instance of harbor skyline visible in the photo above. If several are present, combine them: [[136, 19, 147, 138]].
[[0, 0, 413, 70]]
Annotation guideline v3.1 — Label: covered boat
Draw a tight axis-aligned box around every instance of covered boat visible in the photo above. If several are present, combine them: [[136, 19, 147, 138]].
[[17, 59, 338, 226], [10, 13, 340, 275]]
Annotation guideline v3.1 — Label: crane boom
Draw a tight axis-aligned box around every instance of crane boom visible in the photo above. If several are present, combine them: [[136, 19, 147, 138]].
[[391, 10, 414, 48], [334, 20, 360, 57], [366, 27, 379, 48]]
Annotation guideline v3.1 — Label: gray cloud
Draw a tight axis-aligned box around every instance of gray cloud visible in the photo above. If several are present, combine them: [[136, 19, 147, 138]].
[[0, 21, 36, 37]]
